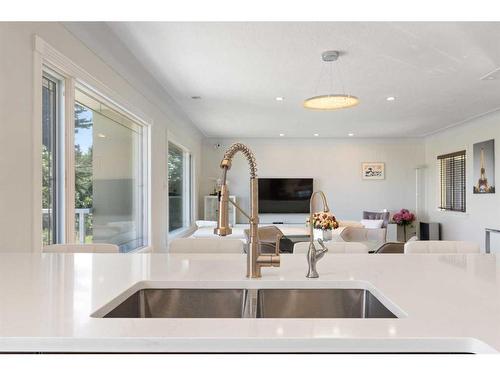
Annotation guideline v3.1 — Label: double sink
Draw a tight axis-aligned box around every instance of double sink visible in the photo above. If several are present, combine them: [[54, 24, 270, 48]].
[[101, 288, 397, 319]]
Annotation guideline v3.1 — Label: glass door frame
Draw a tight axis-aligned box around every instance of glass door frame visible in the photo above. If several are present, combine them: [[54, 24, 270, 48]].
[[41, 69, 66, 244]]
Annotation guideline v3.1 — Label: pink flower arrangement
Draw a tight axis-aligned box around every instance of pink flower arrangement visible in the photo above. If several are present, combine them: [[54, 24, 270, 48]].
[[392, 209, 415, 226]]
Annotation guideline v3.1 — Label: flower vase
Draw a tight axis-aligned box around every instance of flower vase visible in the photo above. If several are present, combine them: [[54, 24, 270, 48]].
[[313, 229, 332, 242], [323, 230, 333, 241]]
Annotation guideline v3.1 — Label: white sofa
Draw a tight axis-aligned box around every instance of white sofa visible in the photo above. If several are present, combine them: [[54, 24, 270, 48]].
[[404, 240, 480, 254], [190, 221, 248, 242], [339, 226, 387, 242], [188, 220, 385, 252]]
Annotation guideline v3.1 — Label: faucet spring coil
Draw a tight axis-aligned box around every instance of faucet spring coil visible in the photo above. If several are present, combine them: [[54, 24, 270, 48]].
[[222, 143, 258, 178]]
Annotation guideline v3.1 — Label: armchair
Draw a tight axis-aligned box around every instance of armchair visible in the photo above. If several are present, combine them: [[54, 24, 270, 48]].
[[363, 210, 390, 228], [340, 226, 387, 242]]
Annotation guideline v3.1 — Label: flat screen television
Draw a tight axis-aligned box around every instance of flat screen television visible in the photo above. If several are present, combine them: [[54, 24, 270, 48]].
[[258, 178, 313, 214]]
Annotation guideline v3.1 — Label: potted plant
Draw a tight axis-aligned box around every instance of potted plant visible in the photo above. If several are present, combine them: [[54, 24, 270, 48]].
[[307, 212, 339, 241], [392, 209, 416, 241]]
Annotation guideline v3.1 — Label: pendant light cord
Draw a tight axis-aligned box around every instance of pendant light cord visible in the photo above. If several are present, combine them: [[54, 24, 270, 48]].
[[314, 54, 347, 98], [329, 60, 334, 97], [336, 60, 347, 97], [313, 62, 326, 97]]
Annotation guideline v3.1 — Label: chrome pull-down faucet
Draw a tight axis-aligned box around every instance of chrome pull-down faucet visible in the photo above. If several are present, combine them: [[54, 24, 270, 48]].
[[306, 191, 331, 278], [214, 143, 280, 278]]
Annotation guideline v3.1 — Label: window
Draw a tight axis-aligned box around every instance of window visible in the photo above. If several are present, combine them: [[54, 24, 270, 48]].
[[40, 70, 148, 252], [168, 142, 192, 232], [74, 89, 146, 252], [438, 150, 466, 212], [38, 39, 149, 252], [42, 74, 61, 245]]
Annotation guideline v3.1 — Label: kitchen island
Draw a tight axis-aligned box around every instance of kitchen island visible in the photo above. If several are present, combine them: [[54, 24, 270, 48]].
[[0, 252, 499, 353]]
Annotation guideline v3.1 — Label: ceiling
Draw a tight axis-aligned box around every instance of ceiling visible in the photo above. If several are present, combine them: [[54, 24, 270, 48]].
[[106, 22, 500, 138]]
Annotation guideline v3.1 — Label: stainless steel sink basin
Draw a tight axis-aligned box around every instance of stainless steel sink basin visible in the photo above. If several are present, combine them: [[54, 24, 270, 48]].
[[256, 289, 396, 318], [104, 288, 246, 318], [99, 287, 397, 319]]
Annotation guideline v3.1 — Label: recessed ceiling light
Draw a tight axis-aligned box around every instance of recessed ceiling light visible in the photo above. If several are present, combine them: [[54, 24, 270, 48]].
[[279, 133, 285, 137], [97, 133, 106, 138], [486, 76, 496, 80], [191, 96, 202, 100], [386, 96, 396, 101], [275, 96, 284, 101], [348, 132, 354, 137], [313, 133, 319, 137]]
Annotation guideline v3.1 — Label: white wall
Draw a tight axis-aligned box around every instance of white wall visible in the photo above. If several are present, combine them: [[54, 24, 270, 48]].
[[423, 111, 500, 252], [201, 138, 425, 224], [0, 22, 203, 252]]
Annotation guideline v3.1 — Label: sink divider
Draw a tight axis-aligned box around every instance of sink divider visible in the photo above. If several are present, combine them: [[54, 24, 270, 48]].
[[243, 289, 258, 318]]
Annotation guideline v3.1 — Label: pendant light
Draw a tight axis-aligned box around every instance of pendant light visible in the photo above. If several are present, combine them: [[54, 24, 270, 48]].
[[304, 50, 359, 111]]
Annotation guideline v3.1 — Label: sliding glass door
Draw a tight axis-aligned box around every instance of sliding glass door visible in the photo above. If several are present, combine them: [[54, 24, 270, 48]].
[[74, 89, 146, 252]]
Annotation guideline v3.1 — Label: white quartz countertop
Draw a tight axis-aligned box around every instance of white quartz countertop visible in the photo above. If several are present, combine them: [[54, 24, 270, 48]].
[[1, 252, 500, 353]]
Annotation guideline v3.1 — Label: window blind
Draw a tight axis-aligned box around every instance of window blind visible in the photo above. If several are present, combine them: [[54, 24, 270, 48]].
[[438, 150, 466, 212]]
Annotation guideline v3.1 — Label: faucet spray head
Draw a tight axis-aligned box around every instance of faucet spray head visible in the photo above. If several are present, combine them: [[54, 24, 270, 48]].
[[214, 165, 232, 236], [220, 158, 232, 170], [214, 182, 232, 236]]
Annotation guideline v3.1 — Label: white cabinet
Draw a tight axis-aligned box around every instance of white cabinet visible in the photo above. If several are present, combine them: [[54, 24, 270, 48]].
[[204, 195, 237, 226]]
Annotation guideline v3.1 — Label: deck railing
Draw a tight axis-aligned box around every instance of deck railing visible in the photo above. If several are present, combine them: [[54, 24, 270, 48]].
[[42, 208, 91, 244]]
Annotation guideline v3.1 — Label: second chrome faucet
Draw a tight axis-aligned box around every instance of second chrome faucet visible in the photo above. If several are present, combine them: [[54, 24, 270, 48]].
[[306, 191, 331, 278]]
